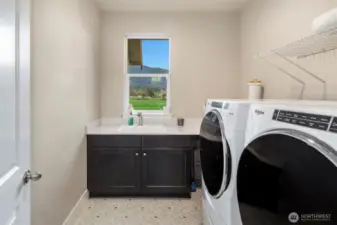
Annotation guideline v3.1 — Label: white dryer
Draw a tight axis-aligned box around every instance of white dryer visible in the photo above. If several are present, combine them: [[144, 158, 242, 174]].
[[200, 99, 252, 225], [236, 102, 337, 225]]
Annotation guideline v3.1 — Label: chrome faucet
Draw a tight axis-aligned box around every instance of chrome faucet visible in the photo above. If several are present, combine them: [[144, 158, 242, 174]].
[[137, 112, 144, 126]]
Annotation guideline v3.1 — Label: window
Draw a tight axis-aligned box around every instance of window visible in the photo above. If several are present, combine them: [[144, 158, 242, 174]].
[[126, 37, 170, 113]]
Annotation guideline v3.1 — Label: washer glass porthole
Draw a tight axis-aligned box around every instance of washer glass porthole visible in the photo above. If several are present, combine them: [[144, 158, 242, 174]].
[[200, 110, 232, 198], [237, 132, 337, 225]]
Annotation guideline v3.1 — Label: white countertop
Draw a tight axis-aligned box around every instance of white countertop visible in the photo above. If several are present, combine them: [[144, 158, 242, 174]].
[[86, 118, 202, 135]]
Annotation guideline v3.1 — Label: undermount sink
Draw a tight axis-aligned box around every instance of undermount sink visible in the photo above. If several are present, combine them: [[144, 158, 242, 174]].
[[117, 124, 167, 134]]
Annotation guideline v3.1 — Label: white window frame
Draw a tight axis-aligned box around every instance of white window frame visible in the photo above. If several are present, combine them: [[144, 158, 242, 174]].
[[124, 34, 171, 117]]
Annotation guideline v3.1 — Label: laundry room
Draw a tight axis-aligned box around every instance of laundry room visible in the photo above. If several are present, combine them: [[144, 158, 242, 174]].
[[2, 0, 337, 225]]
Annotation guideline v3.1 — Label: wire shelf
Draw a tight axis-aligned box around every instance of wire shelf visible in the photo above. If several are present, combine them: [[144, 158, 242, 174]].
[[255, 28, 334, 100], [259, 28, 337, 58]]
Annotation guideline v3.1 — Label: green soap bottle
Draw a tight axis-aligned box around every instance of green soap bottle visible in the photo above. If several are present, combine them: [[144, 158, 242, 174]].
[[128, 112, 134, 126]]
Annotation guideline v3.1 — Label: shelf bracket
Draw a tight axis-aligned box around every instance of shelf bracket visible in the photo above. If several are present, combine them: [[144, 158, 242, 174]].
[[274, 51, 327, 100], [257, 55, 305, 100]]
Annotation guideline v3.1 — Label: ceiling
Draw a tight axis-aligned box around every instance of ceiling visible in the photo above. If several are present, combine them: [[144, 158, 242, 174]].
[[94, 0, 250, 12]]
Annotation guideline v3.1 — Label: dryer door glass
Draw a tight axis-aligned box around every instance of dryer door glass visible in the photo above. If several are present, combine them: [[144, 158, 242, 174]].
[[200, 110, 232, 198], [237, 133, 337, 225]]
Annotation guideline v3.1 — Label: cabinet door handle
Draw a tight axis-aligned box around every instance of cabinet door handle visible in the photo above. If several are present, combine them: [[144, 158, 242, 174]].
[[143, 153, 147, 156], [135, 153, 139, 156]]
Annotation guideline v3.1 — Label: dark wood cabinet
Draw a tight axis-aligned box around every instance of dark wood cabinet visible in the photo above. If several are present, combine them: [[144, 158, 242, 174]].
[[87, 135, 198, 198], [194, 148, 202, 187], [88, 147, 141, 196], [141, 148, 192, 197]]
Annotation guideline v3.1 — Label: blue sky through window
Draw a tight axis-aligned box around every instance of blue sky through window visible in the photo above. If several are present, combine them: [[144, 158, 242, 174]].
[[128, 39, 169, 110], [142, 39, 169, 70]]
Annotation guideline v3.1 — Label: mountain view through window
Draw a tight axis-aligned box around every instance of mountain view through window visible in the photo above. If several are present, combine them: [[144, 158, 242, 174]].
[[128, 39, 169, 110]]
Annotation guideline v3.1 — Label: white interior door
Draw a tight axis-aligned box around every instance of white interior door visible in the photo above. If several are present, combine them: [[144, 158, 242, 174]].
[[0, 0, 33, 225]]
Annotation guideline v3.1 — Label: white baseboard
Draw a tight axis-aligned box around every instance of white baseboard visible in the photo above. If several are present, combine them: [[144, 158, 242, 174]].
[[62, 190, 88, 225]]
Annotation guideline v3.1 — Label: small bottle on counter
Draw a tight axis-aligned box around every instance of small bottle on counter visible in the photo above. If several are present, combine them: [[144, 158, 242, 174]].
[[128, 112, 134, 126]]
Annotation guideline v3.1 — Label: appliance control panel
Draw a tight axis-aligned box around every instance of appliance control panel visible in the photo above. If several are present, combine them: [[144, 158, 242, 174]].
[[211, 101, 223, 108], [330, 117, 337, 133], [272, 109, 336, 132]]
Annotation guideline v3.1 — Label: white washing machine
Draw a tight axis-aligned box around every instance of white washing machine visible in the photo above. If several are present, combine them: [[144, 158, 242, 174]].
[[200, 99, 252, 225], [236, 102, 337, 225]]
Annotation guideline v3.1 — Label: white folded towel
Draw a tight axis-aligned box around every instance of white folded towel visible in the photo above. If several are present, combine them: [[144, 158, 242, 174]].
[[312, 8, 337, 34]]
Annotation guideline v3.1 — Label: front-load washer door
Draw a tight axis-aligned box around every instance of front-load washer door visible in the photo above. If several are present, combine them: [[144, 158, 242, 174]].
[[200, 110, 232, 198], [237, 130, 337, 225]]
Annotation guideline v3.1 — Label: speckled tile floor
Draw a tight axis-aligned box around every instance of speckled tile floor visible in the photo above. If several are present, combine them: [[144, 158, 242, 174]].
[[73, 190, 203, 225]]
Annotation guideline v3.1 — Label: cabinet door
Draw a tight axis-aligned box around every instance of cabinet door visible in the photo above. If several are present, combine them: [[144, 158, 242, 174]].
[[88, 148, 141, 196], [141, 148, 192, 197]]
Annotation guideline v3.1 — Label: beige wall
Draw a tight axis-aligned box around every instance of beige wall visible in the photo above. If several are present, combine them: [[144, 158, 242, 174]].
[[101, 12, 241, 118], [241, 0, 337, 100], [31, 0, 100, 224]]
